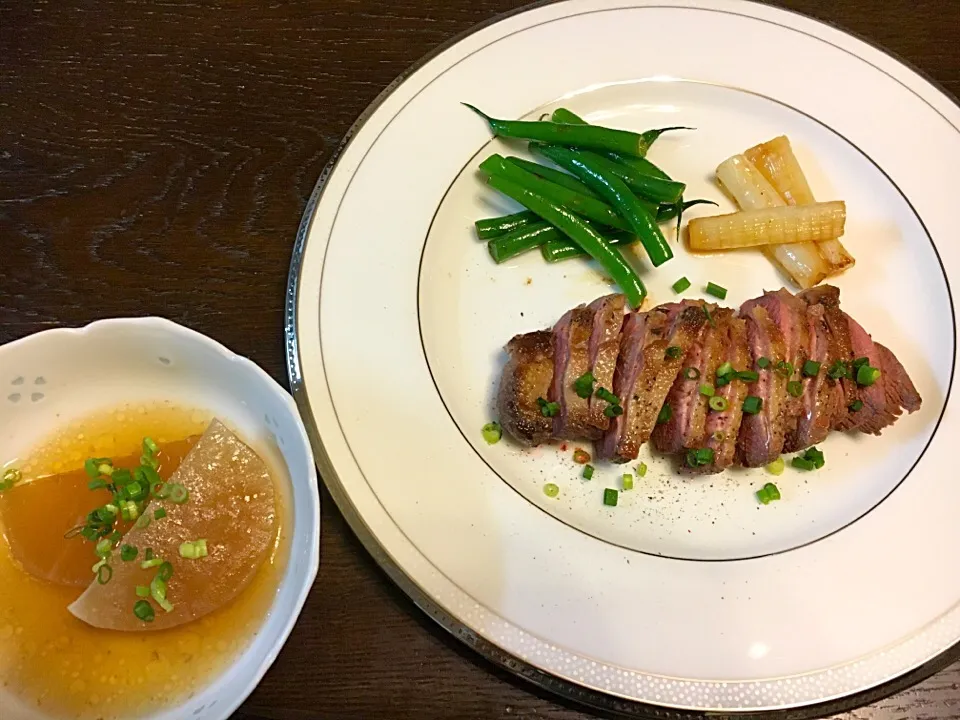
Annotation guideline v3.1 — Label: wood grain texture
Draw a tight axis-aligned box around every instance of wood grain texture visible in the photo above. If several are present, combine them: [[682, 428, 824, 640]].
[[2, 0, 959, 718]]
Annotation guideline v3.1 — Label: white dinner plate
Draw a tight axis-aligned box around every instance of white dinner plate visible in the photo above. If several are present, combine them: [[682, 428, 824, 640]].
[[286, 0, 959, 714]]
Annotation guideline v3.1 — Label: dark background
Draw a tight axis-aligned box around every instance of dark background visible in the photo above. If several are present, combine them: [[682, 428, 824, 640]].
[[2, 1, 959, 718]]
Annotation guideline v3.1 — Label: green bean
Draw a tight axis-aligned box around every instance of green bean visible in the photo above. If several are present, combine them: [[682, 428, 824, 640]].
[[489, 220, 632, 263], [504, 156, 599, 198], [483, 172, 646, 307], [550, 108, 674, 180], [531, 145, 673, 267], [541, 200, 716, 263], [464, 103, 688, 158], [488, 222, 556, 263], [535, 144, 684, 204], [475, 210, 538, 239], [478, 155, 645, 231], [541, 234, 637, 263]]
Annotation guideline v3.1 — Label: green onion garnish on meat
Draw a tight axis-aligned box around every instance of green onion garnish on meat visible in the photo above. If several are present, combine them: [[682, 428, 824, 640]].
[[787, 381, 803, 398], [802, 360, 821, 377], [737, 369, 759, 382], [481, 422, 502, 444], [699, 383, 715, 397], [775, 360, 794, 377], [133, 600, 155, 622], [756, 482, 781, 505], [603, 488, 619, 506], [604, 404, 623, 418], [120, 545, 138, 562], [683, 367, 701, 380], [856, 365, 881, 386], [742, 395, 763, 414], [595, 387, 620, 405], [716, 362, 734, 378], [154, 508, 167, 520], [665, 345, 682, 360], [135, 585, 150, 598], [849, 399, 864, 412], [708, 396, 728, 412], [757, 357, 771, 369], [705, 282, 727, 300], [141, 558, 164, 570], [672, 277, 691, 294], [573, 371, 596, 398], [685, 447, 715, 468], [827, 359, 850, 380], [656, 403, 672, 424]]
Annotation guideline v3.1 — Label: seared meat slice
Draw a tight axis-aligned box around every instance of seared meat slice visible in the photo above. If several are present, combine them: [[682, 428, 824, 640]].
[[876, 343, 922, 414], [599, 303, 708, 463], [497, 331, 554, 446], [688, 314, 749, 474], [786, 303, 842, 450], [736, 304, 788, 467], [799, 286, 858, 429], [549, 307, 599, 440], [651, 304, 723, 454], [586, 294, 627, 433], [843, 312, 898, 435]]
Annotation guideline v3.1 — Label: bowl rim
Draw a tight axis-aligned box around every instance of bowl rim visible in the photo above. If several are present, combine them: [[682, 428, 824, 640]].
[[0, 315, 321, 720]]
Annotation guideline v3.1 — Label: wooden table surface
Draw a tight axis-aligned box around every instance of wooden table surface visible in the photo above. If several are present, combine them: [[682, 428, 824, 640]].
[[3, 1, 959, 718]]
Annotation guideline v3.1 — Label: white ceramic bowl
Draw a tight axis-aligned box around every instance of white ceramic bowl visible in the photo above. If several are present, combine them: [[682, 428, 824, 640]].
[[0, 317, 320, 720]]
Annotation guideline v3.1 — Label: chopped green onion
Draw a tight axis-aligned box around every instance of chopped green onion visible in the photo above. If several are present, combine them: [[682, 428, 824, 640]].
[[133, 513, 151, 530], [737, 369, 759, 382], [154, 508, 167, 520], [150, 575, 174, 613], [543, 483, 560, 498], [849, 399, 864, 412], [87, 478, 109, 491], [791, 457, 816, 471], [144, 547, 154, 561], [665, 345, 682, 360], [150, 481, 169, 499], [141, 558, 164, 570], [133, 599, 155, 622], [699, 383, 715, 397], [852, 356, 870, 370], [168, 484, 189, 504], [603, 404, 624, 418], [637, 462, 648, 478], [595, 387, 620, 405], [621, 474, 634, 491], [142, 437, 159, 456], [716, 362, 734, 378], [603, 488, 618, 506], [95, 538, 113, 559], [120, 545, 138, 562], [125, 480, 147, 501], [1, 467, 22, 491], [179, 539, 209, 560], [481, 422, 502, 445], [705, 282, 727, 300], [827, 359, 850, 380], [120, 500, 140, 521], [97, 564, 113, 585], [708, 396, 728, 412], [672, 277, 691, 294], [787, 381, 803, 398], [135, 585, 150, 598], [573, 371, 596, 399], [742, 395, 763, 415], [656, 403, 672, 424], [775, 360, 794, 377], [802, 360, 821, 377], [140, 454, 159, 471], [702, 302, 716, 328], [685, 447, 715, 468], [715, 375, 730, 388], [157, 561, 174, 583], [712, 430, 725, 442], [757, 357, 771, 369], [582, 464, 595, 480], [537, 397, 560, 418], [802, 446, 825, 469], [683, 367, 701, 380], [97, 463, 114, 477], [856, 365, 881, 386], [756, 482, 781, 505], [765, 457, 785, 476]]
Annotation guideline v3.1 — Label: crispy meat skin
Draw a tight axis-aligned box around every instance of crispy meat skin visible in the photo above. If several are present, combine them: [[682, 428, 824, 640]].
[[498, 286, 920, 465]]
